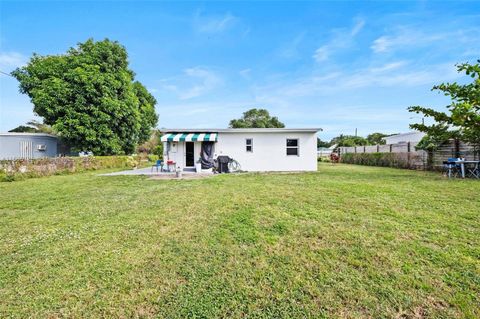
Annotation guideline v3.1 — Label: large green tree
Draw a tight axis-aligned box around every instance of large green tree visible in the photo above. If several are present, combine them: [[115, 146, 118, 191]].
[[229, 108, 285, 128], [12, 39, 158, 155], [408, 60, 480, 150], [330, 134, 368, 147], [317, 138, 330, 148]]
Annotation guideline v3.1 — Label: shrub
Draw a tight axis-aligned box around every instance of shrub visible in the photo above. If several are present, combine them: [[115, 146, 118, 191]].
[[147, 154, 159, 162], [317, 157, 331, 163], [0, 155, 141, 182], [153, 144, 163, 158], [126, 156, 139, 168], [340, 153, 422, 169]]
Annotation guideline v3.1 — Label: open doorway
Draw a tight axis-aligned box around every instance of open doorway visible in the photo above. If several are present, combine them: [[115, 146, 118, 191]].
[[185, 142, 195, 167]]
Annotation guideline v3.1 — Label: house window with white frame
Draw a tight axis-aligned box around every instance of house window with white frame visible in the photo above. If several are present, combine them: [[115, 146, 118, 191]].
[[286, 138, 299, 156], [246, 138, 253, 152]]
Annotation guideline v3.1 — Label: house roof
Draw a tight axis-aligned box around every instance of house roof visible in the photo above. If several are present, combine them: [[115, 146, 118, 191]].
[[160, 128, 322, 133]]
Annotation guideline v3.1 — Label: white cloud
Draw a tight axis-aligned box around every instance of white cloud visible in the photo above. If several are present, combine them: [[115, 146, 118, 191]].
[[369, 61, 408, 73], [160, 67, 222, 100], [194, 11, 237, 33], [313, 18, 365, 63], [0, 52, 27, 73], [313, 46, 330, 62], [371, 36, 391, 53], [268, 72, 341, 97], [370, 30, 427, 53], [255, 61, 460, 100], [180, 67, 221, 99], [370, 27, 479, 54], [156, 101, 251, 128], [239, 68, 251, 79], [279, 31, 306, 59], [351, 18, 365, 36]]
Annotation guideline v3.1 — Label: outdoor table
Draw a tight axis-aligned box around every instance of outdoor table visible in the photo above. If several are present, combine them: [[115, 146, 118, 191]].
[[455, 160, 480, 179]]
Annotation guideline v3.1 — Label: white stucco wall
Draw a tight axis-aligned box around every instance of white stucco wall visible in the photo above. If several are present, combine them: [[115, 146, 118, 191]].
[[164, 131, 317, 172], [163, 141, 202, 168], [216, 132, 317, 171]]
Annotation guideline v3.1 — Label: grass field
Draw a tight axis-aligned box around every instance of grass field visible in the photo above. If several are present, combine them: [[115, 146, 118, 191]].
[[1, 164, 479, 318]]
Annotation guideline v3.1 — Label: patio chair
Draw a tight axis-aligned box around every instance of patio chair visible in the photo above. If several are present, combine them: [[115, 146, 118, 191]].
[[443, 157, 461, 178], [466, 161, 480, 179], [151, 159, 164, 172]]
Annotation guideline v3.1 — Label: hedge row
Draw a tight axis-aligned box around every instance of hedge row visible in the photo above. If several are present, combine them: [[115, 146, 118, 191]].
[[340, 152, 423, 169], [0, 156, 142, 182]]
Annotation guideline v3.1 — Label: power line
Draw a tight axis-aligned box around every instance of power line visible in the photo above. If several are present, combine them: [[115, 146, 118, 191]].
[[0, 70, 14, 77]]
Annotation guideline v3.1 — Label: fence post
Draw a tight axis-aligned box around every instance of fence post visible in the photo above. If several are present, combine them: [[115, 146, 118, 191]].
[[389, 144, 392, 153], [407, 142, 411, 168], [426, 150, 434, 171]]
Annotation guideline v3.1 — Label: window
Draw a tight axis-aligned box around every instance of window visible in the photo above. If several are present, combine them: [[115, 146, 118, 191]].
[[286, 139, 299, 156], [246, 138, 253, 152]]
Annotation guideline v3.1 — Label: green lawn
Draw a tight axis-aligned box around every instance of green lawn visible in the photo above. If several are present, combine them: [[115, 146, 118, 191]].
[[1, 164, 479, 318]]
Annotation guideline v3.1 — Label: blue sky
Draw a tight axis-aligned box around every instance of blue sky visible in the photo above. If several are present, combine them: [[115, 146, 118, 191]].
[[0, 1, 479, 140]]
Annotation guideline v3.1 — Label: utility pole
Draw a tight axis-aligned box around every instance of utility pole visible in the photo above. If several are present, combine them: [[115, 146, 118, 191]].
[[409, 116, 425, 126], [355, 128, 357, 137]]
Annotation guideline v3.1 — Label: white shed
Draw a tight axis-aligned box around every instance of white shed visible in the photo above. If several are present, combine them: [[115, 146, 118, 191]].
[[0, 133, 58, 160], [160, 128, 320, 172]]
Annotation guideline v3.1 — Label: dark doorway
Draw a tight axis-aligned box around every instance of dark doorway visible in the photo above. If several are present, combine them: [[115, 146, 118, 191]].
[[185, 142, 194, 167]]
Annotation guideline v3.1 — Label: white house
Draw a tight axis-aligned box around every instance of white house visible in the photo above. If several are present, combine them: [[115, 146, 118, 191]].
[[160, 128, 321, 172], [383, 131, 426, 145]]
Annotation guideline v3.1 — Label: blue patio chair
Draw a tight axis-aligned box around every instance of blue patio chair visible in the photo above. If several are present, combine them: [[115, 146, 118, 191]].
[[151, 159, 164, 172], [443, 157, 461, 178]]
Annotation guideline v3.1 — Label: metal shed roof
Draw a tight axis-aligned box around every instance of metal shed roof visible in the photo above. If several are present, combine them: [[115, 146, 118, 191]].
[[0, 132, 58, 138]]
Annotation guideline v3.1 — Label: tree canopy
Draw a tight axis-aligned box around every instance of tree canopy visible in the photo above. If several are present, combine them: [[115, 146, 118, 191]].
[[137, 129, 163, 157], [229, 108, 285, 128], [366, 132, 389, 145], [9, 120, 54, 134], [408, 60, 480, 150], [330, 134, 368, 147], [317, 138, 330, 148], [9, 125, 37, 133], [11, 39, 158, 155]]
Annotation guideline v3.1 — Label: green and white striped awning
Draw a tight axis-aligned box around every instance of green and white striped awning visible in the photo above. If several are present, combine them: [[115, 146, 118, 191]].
[[161, 132, 218, 142]]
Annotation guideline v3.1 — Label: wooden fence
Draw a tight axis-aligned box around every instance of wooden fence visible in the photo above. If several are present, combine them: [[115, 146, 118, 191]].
[[338, 140, 479, 170]]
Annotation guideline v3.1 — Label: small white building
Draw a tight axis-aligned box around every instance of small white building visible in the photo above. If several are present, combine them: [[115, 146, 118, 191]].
[[0, 133, 58, 160], [383, 131, 426, 145], [160, 128, 321, 172]]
